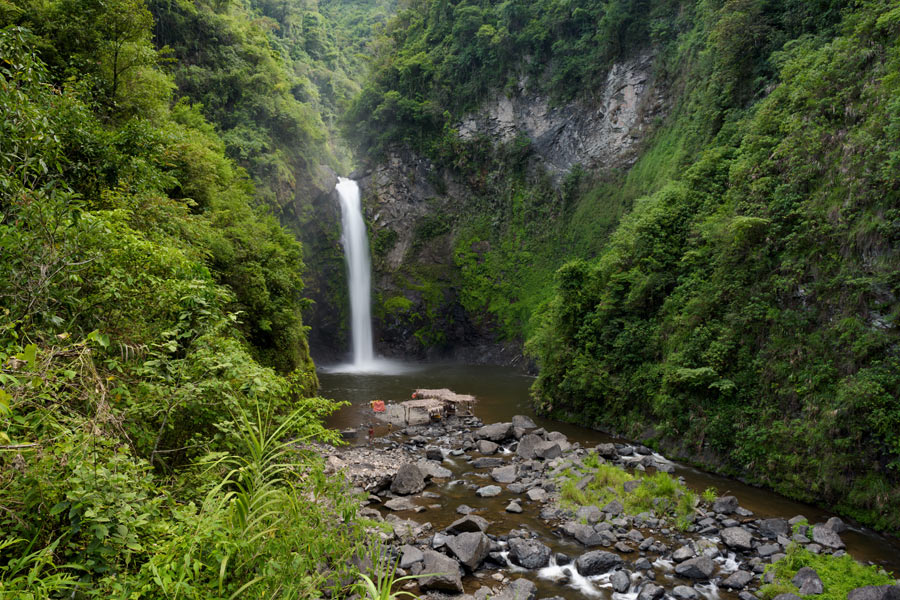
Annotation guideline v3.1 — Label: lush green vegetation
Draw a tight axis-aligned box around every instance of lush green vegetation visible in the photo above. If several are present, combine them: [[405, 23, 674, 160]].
[[0, 0, 379, 591], [761, 543, 895, 600], [348, 0, 900, 533], [556, 452, 698, 530]]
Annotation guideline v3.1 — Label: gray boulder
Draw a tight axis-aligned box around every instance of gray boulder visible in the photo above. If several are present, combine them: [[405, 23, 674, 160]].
[[825, 516, 846, 533], [535, 441, 562, 460], [610, 570, 631, 593], [416, 459, 452, 479], [475, 422, 513, 442], [721, 526, 754, 551], [494, 578, 538, 600], [399, 545, 424, 569], [722, 570, 755, 589], [672, 545, 694, 562], [563, 521, 605, 547], [673, 586, 699, 600], [448, 514, 490, 533], [526, 487, 548, 502], [447, 531, 491, 570], [476, 485, 502, 498], [512, 415, 538, 429], [811, 524, 845, 549], [792, 567, 824, 595], [476, 440, 499, 454], [506, 501, 523, 513], [713, 496, 739, 514], [425, 447, 444, 461], [472, 457, 506, 468], [603, 499, 624, 516], [390, 463, 426, 495], [508, 537, 552, 569], [638, 583, 665, 600], [491, 465, 518, 483], [576, 505, 603, 524], [848, 586, 900, 600], [575, 550, 623, 576], [419, 550, 463, 593], [675, 557, 716, 580], [516, 434, 543, 460], [759, 518, 789, 539], [773, 595, 803, 600], [384, 497, 418, 511], [596, 443, 617, 458]]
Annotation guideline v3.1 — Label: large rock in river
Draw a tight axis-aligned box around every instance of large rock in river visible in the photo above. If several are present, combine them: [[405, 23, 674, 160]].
[[475, 422, 513, 442], [390, 463, 426, 495], [419, 550, 463, 593], [516, 434, 543, 459], [811, 523, 845, 549], [675, 556, 716, 580], [447, 531, 491, 570], [508, 537, 552, 569], [494, 578, 538, 600], [575, 550, 623, 575], [721, 526, 753, 551]]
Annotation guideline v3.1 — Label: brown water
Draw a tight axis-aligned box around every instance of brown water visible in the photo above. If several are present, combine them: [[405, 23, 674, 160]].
[[320, 362, 900, 578]]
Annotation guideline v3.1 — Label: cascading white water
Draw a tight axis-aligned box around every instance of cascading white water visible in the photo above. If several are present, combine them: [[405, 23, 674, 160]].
[[335, 177, 375, 368]]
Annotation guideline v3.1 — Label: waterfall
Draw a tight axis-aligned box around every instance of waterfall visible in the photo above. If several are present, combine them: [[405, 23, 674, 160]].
[[335, 178, 375, 368]]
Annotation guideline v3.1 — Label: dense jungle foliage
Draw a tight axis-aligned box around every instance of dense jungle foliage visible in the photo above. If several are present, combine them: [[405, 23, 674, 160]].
[[0, 0, 391, 595], [350, 0, 900, 532]]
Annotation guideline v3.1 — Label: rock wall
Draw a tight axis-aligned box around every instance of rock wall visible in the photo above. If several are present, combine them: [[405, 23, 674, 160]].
[[457, 53, 664, 177]]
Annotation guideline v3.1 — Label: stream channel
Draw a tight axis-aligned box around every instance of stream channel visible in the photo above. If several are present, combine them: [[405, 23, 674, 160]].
[[320, 362, 900, 598]]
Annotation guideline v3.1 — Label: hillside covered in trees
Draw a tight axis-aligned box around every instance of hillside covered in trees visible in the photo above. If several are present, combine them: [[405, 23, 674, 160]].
[[347, 0, 900, 533], [0, 0, 390, 596]]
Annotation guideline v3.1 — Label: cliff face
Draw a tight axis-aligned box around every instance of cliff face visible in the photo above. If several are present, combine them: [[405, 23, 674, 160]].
[[352, 53, 665, 361], [458, 53, 664, 176]]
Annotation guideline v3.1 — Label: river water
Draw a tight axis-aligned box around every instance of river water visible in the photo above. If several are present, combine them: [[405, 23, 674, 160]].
[[320, 362, 900, 579]]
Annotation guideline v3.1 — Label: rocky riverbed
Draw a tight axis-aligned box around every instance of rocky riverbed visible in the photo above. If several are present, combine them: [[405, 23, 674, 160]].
[[316, 415, 900, 600]]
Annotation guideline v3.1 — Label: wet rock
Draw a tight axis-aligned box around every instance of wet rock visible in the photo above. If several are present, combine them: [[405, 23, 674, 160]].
[[653, 461, 675, 473], [494, 578, 538, 600], [419, 550, 463, 593], [448, 515, 490, 534], [476, 485, 502, 498], [811, 524, 845, 549], [722, 570, 755, 589], [713, 496, 739, 514], [847, 586, 900, 600], [476, 440, 500, 454], [792, 567, 824, 595], [399, 545, 424, 569], [596, 443, 617, 458], [517, 434, 543, 460], [825, 516, 846, 533], [506, 501, 523, 513], [456, 504, 476, 515], [576, 505, 603, 524], [759, 518, 789, 539], [625, 529, 644, 543], [475, 422, 513, 442], [384, 497, 419, 511], [638, 583, 665, 600], [675, 556, 716, 580], [416, 460, 452, 479], [526, 488, 548, 502], [563, 521, 605, 546], [633, 557, 653, 571], [491, 465, 518, 483], [721, 526, 754, 551], [614, 541, 634, 553], [472, 457, 506, 469], [575, 550, 623, 575], [673, 545, 694, 562], [535, 441, 563, 460], [603, 499, 624, 516], [611, 570, 631, 593], [425, 447, 444, 461], [391, 463, 426, 495], [508, 538, 552, 569], [512, 415, 537, 429], [447, 531, 491, 570], [673, 586, 699, 600]]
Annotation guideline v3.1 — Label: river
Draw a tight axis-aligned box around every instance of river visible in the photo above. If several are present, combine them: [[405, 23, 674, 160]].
[[320, 362, 900, 581]]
